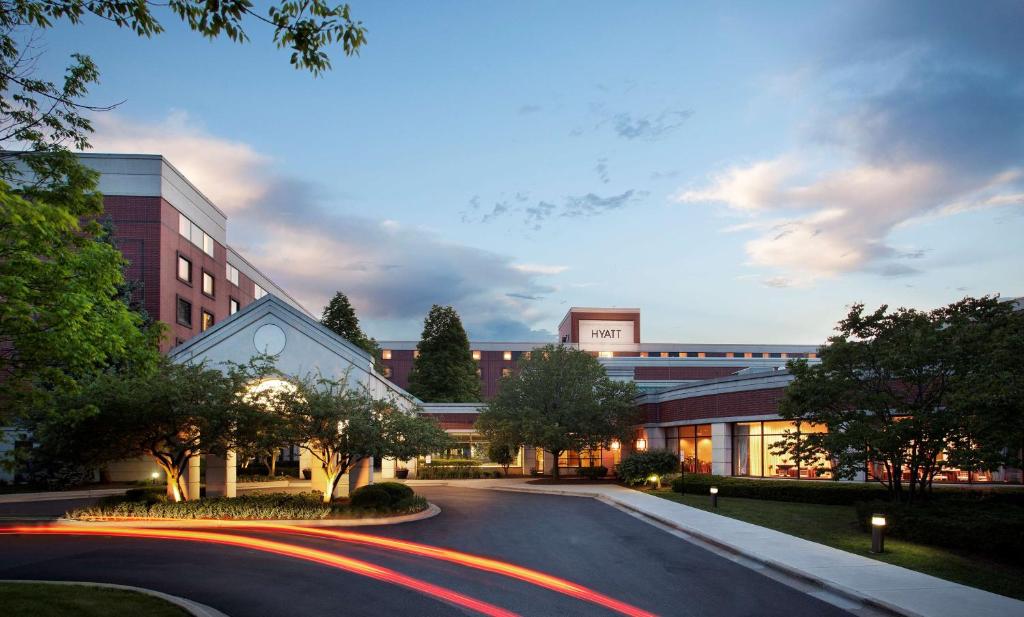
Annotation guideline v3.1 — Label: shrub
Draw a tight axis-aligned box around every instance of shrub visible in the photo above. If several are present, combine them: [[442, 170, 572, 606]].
[[71, 492, 333, 520], [854, 498, 1024, 562], [350, 485, 393, 509], [417, 460, 484, 479], [375, 481, 414, 502], [577, 465, 608, 480], [670, 474, 889, 504], [616, 450, 678, 486]]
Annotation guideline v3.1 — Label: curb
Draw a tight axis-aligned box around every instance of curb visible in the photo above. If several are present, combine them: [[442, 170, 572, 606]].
[[0, 579, 230, 617], [0, 488, 129, 504], [53, 502, 441, 528]]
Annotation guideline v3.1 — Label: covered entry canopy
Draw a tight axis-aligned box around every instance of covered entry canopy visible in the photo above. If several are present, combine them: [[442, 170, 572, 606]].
[[169, 295, 418, 409], [167, 295, 420, 498]]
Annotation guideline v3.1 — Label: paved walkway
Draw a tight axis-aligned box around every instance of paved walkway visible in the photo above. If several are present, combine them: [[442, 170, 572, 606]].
[[406, 478, 1024, 617]]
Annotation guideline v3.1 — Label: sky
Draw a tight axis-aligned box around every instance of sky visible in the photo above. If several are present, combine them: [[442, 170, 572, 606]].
[[43, 1, 1024, 343]]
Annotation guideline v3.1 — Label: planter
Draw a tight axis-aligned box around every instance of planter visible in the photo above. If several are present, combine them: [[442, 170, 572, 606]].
[[395, 469, 409, 479], [301, 468, 312, 480]]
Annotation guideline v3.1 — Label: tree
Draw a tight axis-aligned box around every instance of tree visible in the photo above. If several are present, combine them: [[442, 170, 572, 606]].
[[271, 374, 450, 503], [0, 157, 163, 423], [33, 357, 266, 501], [477, 344, 640, 479], [486, 442, 515, 476], [777, 297, 1024, 504], [407, 305, 480, 402], [321, 291, 383, 372]]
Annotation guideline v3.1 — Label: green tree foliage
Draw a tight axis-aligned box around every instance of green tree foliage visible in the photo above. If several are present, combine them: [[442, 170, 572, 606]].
[[320, 291, 383, 372], [778, 297, 1024, 504], [617, 449, 678, 487], [268, 374, 450, 502], [486, 442, 515, 475], [477, 344, 640, 479], [0, 157, 162, 422], [33, 357, 269, 501], [407, 305, 481, 402]]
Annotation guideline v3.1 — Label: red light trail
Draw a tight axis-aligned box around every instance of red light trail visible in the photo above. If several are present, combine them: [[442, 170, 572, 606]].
[[0, 525, 517, 617]]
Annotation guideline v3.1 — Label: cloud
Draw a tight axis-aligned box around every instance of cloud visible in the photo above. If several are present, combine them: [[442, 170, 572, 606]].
[[89, 112, 558, 338], [563, 190, 643, 218], [612, 108, 693, 140], [678, 2, 1024, 286], [511, 264, 569, 275], [465, 189, 645, 230], [595, 158, 610, 184], [517, 104, 543, 115]]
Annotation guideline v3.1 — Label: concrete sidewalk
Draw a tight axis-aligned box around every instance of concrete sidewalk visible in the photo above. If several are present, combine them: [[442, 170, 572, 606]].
[[420, 478, 1023, 617]]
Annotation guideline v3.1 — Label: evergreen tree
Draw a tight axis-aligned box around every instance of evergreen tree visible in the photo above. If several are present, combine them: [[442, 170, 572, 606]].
[[407, 305, 481, 402], [320, 291, 383, 372]]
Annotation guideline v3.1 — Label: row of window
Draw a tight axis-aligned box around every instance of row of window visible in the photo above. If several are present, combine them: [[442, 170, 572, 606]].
[[178, 253, 266, 311], [381, 349, 520, 361], [176, 296, 217, 332], [601, 351, 816, 359], [179, 213, 215, 257]]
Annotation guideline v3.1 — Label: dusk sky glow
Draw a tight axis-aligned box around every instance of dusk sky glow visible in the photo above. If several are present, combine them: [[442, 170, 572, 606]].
[[46, 1, 1023, 343]]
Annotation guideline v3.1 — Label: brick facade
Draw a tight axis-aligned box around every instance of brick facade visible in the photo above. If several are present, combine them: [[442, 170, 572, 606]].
[[642, 387, 786, 423]]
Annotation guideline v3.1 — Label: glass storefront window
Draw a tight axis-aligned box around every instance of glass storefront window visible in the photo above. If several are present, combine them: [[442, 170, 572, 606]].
[[733, 420, 832, 480], [678, 424, 712, 474]]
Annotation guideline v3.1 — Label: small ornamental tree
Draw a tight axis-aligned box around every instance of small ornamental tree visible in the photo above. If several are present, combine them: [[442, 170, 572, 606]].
[[486, 442, 515, 475], [407, 305, 481, 402], [616, 450, 678, 488], [320, 291, 384, 372], [477, 344, 640, 479], [271, 375, 450, 503], [35, 357, 266, 501], [778, 297, 1024, 504]]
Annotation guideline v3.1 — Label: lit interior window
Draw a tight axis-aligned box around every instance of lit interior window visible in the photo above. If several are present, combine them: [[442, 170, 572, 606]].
[[697, 352, 706, 358], [660, 352, 669, 358], [413, 350, 420, 359], [640, 352, 648, 358], [726, 352, 734, 358], [226, 264, 239, 285], [472, 350, 481, 361], [780, 352, 788, 359], [808, 352, 817, 359], [598, 351, 613, 358], [201, 310, 214, 332], [503, 351, 512, 361], [744, 352, 753, 358], [382, 349, 392, 360]]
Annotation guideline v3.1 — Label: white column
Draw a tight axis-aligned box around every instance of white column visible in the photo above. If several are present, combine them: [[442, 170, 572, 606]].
[[186, 455, 201, 501], [298, 446, 314, 480], [521, 446, 535, 475], [206, 451, 237, 497], [710, 423, 733, 476], [405, 457, 418, 479], [381, 457, 397, 480], [543, 449, 555, 474], [349, 456, 374, 493]]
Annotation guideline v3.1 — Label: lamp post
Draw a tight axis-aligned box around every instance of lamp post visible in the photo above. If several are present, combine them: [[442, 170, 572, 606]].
[[710, 486, 718, 509], [870, 514, 886, 553]]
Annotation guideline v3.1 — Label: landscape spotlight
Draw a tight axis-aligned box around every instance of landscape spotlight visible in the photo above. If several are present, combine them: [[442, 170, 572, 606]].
[[871, 514, 886, 553], [151, 471, 159, 479], [710, 486, 719, 509]]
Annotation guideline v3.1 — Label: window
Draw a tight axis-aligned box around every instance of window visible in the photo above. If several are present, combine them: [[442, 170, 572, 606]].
[[726, 352, 734, 358], [413, 350, 420, 359], [202, 271, 215, 297], [382, 367, 393, 378], [177, 255, 192, 284], [475, 367, 482, 377], [180, 213, 215, 257], [226, 263, 239, 285], [598, 351, 613, 358], [780, 352, 788, 359], [697, 352, 706, 358], [503, 350, 512, 361], [179, 213, 191, 238], [201, 309, 214, 332], [254, 283, 267, 300], [501, 368, 512, 378], [229, 298, 240, 315], [733, 420, 832, 479], [202, 232, 214, 257], [679, 424, 714, 474], [640, 352, 648, 358], [808, 352, 817, 359], [176, 297, 192, 327], [660, 352, 669, 358], [382, 349, 392, 360], [472, 350, 481, 361]]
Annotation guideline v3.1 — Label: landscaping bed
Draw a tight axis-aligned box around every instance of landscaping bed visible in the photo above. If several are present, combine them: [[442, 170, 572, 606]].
[[67, 484, 427, 520], [0, 582, 188, 616]]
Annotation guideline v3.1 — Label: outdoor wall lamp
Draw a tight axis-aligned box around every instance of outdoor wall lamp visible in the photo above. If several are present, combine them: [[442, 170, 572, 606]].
[[635, 438, 647, 451], [871, 514, 886, 553], [610, 440, 621, 451], [710, 486, 719, 509]]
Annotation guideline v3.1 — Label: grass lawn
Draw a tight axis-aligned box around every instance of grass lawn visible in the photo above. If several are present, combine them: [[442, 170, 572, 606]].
[[647, 489, 1024, 601], [0, 582, 189, 616]]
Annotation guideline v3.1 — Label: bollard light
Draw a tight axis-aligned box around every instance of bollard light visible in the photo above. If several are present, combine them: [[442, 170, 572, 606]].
[[710, 486, 719, 509], [870, 513, 886, 553]]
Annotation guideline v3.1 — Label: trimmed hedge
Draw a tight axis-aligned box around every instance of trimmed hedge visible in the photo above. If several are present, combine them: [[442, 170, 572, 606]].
[[671, 474, 890, 505], [375, 481, 414, 502], [417, 464, 502, 479], [854, 499, 1024, 562], [577, 465, 609, 480], [68, 488, 428, 520]]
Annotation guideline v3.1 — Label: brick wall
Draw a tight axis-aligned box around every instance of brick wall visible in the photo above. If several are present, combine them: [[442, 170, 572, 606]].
[[644, 387, 786, 423]]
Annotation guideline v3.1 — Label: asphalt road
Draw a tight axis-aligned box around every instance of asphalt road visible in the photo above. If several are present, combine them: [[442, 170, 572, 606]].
[[0, 486, 855, 617]]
